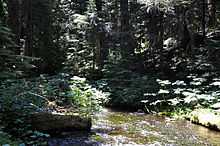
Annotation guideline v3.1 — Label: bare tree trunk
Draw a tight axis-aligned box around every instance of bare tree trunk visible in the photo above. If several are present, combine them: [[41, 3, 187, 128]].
[[202, 0, 206, 41], [95, 0, 104, 71], [24, 0, 33, 56]]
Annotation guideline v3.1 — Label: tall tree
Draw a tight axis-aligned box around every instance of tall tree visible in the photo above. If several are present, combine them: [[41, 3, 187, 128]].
[[120, 0, 132, 59], [95, 0, 102, 12], [207, 0, 216, 27], [112, 0, 119, 32], [202, 0, 206, 41], [120, 0, 129, 32], [94, 0, 104, 71], [0, 0, 5, 21], [7, 0, 21, 54], [24, 0, 33, 56]]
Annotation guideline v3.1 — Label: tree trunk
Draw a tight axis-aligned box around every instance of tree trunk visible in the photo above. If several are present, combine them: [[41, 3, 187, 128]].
[[202, 0, 206, 41], [24, 0, 33, 56], [113, 0, 120, 32], [156, 12, 164, 51], [120, 0, 129, 32], [0, 0, 5, 21], [95, 0, 102, 13], [94, 0, 104, 71], [207, 0, 216, 27], [120, 0, 132, 59], [95, 32, 102, 70], [7, 0, 21, 54], [147, 7, 164, 53]]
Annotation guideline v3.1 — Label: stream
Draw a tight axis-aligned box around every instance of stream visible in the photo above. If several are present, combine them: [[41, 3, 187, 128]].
[[48, 108, 220, 146]]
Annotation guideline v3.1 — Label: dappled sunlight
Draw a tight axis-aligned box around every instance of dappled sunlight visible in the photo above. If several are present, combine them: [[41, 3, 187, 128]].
[[1, 0, 220, 145]]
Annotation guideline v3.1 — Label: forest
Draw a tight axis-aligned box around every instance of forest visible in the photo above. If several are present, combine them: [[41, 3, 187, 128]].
[[0, 0, 220, 145]]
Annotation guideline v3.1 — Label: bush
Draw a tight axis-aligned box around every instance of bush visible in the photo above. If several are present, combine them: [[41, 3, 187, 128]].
[[0, 73, 108, 143]]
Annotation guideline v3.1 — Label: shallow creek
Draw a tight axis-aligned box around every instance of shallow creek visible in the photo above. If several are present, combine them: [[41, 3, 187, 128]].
[[48, 108, 220, 146]]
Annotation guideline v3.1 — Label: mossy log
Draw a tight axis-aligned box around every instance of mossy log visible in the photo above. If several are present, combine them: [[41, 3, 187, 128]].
[[30, 112, 92, 132]]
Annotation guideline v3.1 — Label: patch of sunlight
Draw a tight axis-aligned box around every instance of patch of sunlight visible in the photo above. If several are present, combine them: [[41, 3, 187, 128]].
[[184, 96, 198, 104], [144, 93, 157, 96], [200, 114, 216, 123], [168, 98, 179, 106], [213, 78, 220, 81], [141, 100, 149, 103], [182, 91, 196, 98], [173, 88, 185, 94], [71, 76, 86, 82], [156, 79, 171, 86], [197, 94, 215, 101], [172, 80, 186, 86], [190, 81, 202, 86], [158, 89, 169, 94], [210, 81, 220, 86], [193, 78, 207, 82], [211, 102, 220, 109], [190, 109, 220, 130]]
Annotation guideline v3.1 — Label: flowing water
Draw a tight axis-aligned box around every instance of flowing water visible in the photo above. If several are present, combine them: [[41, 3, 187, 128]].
[[48, 108, 220, 146]]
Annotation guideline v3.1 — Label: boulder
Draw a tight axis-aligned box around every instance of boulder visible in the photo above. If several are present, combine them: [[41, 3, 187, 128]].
[[30, 112, 92, 133]]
